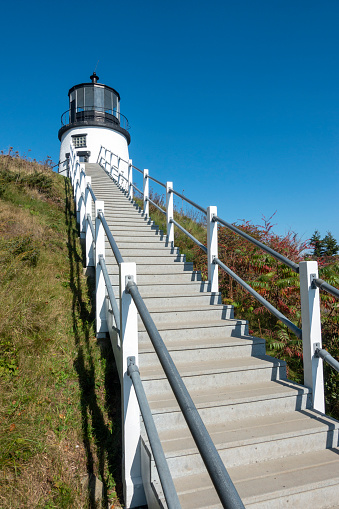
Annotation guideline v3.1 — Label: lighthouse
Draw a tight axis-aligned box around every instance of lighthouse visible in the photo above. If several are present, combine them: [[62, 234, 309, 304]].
[[58, 72, 130, 177]]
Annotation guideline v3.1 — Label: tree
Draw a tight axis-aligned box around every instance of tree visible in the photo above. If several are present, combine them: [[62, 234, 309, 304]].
[[310, 230, 323, 257], [322, 232, 339, 256], [310, 230, 339, 257]]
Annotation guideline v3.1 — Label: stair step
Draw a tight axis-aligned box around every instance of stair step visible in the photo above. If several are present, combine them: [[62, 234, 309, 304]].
[[139, 333, 264, 353], [137, 318, 247, 341], [105, 261, 196, 275], [139, 336, 265, 366], [173, 449, 339, 509], [106, 241, 179, 252], [147, 380, 312, 430], [109, 272, 202, 284], [136, 305, 234, 326], [105, 254, 187, 263], [106, 231, 166, 239], [160, 410, 339, 473], [110, 281, 211, 296], [140, 293, 222, 307], [141, 355, 286, 394]]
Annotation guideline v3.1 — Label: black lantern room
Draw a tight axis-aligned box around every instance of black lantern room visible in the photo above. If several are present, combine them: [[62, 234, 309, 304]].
[[58, 72, 130, 144]]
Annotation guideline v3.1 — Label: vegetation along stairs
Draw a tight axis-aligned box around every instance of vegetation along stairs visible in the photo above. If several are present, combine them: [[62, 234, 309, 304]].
[[85, 162, 339, 509]]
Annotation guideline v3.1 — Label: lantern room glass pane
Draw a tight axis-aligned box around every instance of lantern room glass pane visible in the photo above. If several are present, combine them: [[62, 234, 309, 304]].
[[104, 89, 113, 113], [85, 87, 94, 110], [94, 87, 104, 111], [113, 93, 118, 114], [77, 88, 84, 110]]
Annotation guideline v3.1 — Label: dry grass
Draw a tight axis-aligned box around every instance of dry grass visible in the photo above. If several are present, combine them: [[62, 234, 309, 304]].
[[0, 154, 123, 508]]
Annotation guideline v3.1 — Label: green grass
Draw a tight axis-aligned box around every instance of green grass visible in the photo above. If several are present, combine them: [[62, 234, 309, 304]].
[[0, 154, 123, 508]]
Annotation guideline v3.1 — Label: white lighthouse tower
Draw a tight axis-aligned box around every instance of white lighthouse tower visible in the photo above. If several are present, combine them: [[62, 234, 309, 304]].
[[58, 72, 130, 177]]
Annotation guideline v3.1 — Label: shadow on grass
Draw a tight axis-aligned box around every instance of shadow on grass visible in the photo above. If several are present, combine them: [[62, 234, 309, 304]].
[[64, 179, 123, 507]]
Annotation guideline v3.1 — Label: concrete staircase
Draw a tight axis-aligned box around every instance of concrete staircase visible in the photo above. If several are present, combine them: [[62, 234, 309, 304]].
[[85, 163, 339, 509]]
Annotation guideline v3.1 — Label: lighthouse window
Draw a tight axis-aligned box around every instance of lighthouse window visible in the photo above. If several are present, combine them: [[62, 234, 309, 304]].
[[72, 135, 87, 148]]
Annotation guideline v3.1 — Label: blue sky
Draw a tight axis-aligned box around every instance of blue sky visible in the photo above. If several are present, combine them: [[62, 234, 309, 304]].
[[0, 0, 338, 244]]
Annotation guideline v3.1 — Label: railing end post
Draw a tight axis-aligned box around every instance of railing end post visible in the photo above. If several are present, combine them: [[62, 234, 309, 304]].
[[166, 181, 174, 245], [119, 262, 144, 507], [299, 260, 325, 413], [207, 206, 219, 293], [143, 169, 149, 216]]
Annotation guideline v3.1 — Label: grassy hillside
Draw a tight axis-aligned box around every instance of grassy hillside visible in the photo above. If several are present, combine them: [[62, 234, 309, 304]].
[[0, 153, 122, 508]]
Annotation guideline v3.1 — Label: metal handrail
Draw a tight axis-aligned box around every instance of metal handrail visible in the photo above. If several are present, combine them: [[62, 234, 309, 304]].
[[132, 183, 143, 196], [104, 168, 118, 184], [98, 255, 120, 333], [98, 157, 130, 186], [170, 218, 207, 253], [52, 158, 68, 169], [315, 348, 339, 372], [169, 188, 207, 215], [147, 174, 166, 188], [312, 278, 339, 300], [214, 215, 299, 273], [87, 184, 97, 202], [119, 173, 128, 183], [87, 214, 95, 241], [98, 212, 124, 265], [127, 358, 181, 509], [132, 165, 143, 174], [146, 197, 166, 216], [214, 257, 302, 339], [125, 280, 245, 509]]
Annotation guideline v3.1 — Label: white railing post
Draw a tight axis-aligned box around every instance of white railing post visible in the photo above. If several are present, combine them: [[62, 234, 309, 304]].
[[128, 159, 133, 200], [119, 262, 145, 507], [299, 260, 325, 413], [79, 165, 86, 238], [207, 206, 219, 293], [110, 151, 114, 177], [95, 201, 108, 338], [166, 182, 174, 245], [73, 159, 78, 199], [85, 176, 94, 267], [75, 162, 81, 224], [117, 157, 121, 186], [69, 148, 75, 187], [143, 169, 149, 217], [105, 149, 110, 173]]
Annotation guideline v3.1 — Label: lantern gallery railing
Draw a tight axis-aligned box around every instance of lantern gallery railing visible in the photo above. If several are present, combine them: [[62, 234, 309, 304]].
[[61, 106, 130, 131], [97, 144, 339, 417]]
